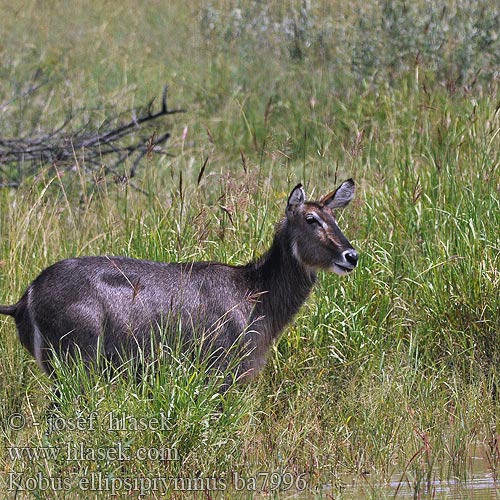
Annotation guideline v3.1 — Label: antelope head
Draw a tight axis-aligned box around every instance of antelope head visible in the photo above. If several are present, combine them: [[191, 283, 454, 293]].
[[286, 179, 358, 275]]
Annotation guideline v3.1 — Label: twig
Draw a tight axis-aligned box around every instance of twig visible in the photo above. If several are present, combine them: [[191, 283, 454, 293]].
[[0, 84, 185, 187]]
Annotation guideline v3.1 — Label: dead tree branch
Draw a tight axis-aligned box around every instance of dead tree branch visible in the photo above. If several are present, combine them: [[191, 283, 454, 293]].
[[0, 85, 185, 186]]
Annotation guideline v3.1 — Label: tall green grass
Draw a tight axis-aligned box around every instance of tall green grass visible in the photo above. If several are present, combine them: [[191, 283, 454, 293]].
[[1, 0, 499, 498]]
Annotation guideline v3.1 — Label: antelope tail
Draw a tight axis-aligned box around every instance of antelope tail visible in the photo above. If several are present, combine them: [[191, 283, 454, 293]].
[[0, 304, 17, 317]]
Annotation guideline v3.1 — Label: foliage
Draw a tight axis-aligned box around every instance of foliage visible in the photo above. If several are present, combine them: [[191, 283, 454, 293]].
[[0, 0, 499, 498]]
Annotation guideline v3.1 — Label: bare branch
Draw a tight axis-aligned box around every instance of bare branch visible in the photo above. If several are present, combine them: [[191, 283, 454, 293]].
[[0, 85, 185, 187]]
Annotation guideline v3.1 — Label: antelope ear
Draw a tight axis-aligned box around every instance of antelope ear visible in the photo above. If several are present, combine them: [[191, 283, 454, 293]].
[[322, 179, 355, 209], [286, 183, 306, 214]]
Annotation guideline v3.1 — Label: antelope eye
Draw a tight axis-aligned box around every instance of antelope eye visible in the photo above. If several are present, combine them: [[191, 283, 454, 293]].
[[305, 215, 321, 225]]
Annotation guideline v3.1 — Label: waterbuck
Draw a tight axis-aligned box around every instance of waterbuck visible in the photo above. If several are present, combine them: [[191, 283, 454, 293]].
[[0, 180, 358, 389]]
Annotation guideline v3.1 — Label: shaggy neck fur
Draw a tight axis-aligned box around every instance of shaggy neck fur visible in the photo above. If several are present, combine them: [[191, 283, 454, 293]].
[[245, 219, 316, 340]]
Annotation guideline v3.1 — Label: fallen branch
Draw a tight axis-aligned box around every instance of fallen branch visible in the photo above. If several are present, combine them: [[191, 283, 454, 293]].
[[0, 85, 185, 186]]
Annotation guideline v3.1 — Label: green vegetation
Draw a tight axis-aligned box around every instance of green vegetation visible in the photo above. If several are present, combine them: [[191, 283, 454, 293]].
[[1, 0, 499, 498]]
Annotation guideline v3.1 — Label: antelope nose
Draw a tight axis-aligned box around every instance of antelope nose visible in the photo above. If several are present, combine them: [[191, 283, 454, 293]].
[[343, 249, 359, 268]]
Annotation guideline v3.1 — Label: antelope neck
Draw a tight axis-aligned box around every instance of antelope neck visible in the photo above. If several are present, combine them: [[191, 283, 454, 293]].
[[245, 220, 316, 338]]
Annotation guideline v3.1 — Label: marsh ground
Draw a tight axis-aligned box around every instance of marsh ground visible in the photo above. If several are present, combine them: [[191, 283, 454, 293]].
[[0, 1, 499, 498]]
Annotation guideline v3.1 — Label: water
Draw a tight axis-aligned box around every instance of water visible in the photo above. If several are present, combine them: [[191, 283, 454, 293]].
[[352, 474, 499, 499], [334, 475, 499, 499], [335, 448, 499, 499]]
